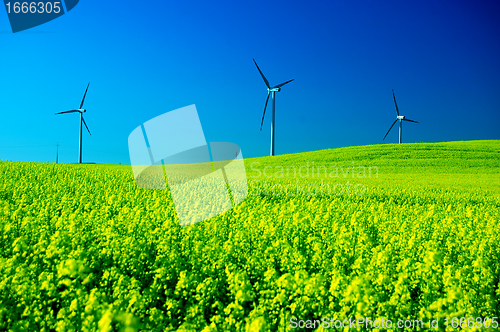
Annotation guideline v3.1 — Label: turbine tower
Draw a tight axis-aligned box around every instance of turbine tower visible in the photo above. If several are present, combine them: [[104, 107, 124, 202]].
[[56, 83, 92, 163], [383, 89, 418, 144], [253, 59, 294, 156]]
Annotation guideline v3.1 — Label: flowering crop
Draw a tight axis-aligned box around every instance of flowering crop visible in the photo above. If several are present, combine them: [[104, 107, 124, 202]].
[[0, 140, 499, 331]]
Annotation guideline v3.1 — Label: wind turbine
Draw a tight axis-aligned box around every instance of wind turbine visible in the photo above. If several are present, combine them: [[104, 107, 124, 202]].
[[383, 89, 418, 144], [253, 59, 294, 156], [56, 83, 92, 163]]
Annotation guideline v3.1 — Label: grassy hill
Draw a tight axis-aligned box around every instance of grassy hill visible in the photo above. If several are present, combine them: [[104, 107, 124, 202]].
[[246, 140, 500, 175], [244, 140, 499, 204]]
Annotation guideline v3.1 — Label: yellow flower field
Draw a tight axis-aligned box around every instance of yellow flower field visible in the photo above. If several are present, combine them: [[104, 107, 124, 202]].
[[0, 140, 499, 331]]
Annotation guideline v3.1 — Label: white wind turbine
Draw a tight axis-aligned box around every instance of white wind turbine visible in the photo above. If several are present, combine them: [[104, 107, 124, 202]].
[[253, 59, 294, 156], [55, 83, 92, 163], [383, 89, 419, 144]]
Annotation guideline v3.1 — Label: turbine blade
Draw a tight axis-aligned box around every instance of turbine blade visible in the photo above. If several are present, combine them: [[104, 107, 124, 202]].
[[79, 82, 90, 109], [253, 59, 270, 89], [260, 92, 270, 131], [82, 116, 91, 135], [383, 119, 398, 140], [273, 79, 294, 89], [403, 118, 418, 123], [392, 89, 399, 116], [55, 110, 80, 115]]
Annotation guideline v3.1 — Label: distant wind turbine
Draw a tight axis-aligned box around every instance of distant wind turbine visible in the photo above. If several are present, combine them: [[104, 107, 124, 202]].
[[383, 89, 419, 144], [253, 59, 294, 156], [55, 83, 92, 163]]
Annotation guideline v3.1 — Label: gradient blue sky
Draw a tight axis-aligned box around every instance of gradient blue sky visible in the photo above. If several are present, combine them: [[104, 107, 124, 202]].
[[1, 0, 499, 164]]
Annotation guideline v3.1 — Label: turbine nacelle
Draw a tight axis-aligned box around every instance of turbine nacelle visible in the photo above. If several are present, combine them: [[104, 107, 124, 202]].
[[397, 115, 405, 120], [268, 87, 281, 92]]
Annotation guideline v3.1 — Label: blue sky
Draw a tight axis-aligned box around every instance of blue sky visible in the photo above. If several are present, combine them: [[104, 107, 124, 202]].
[[1, 0, 499, 164]]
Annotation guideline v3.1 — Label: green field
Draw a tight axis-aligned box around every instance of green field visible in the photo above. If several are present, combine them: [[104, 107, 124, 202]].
[[1, 140, 499, 331]]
